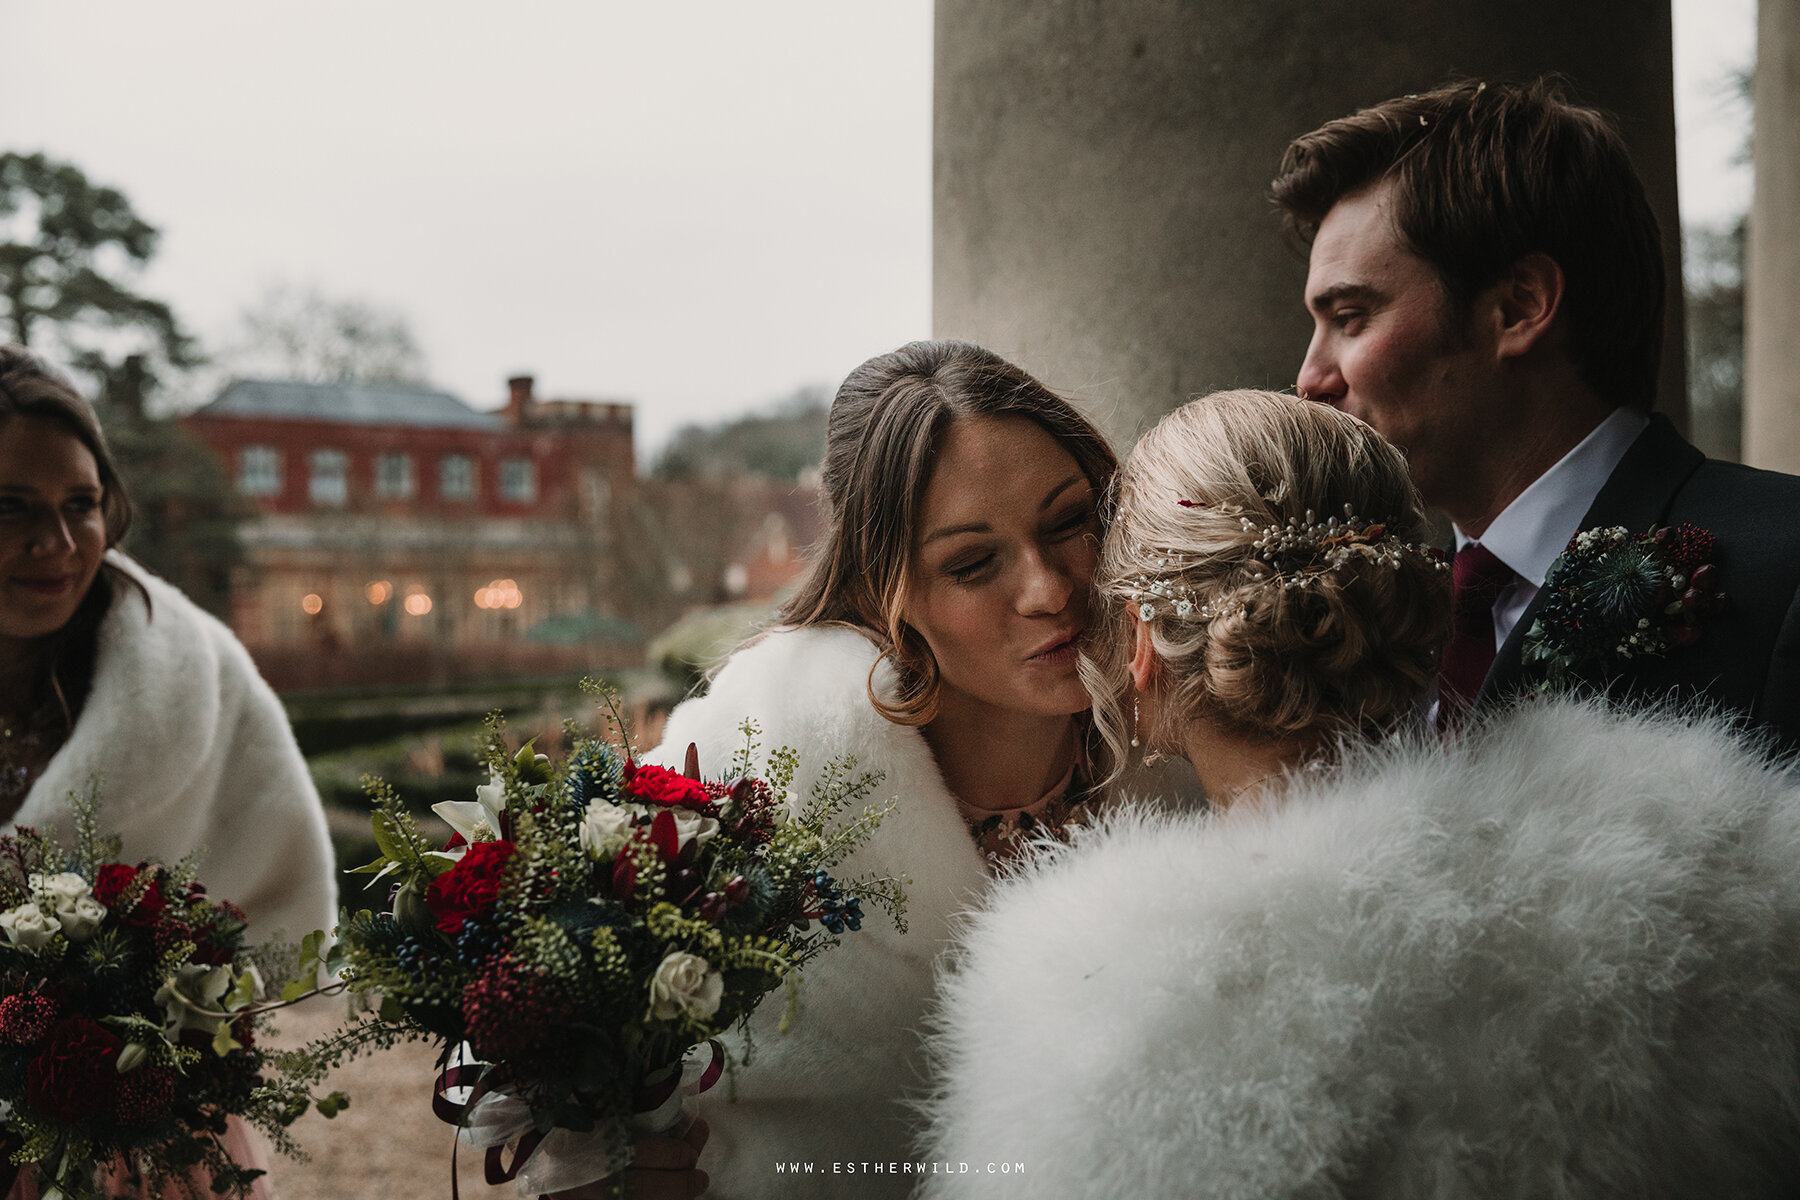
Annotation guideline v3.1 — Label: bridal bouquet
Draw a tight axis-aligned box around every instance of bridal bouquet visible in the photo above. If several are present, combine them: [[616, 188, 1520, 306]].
[[0, 798, 302, 1200], [312, 691, 902, 1193]]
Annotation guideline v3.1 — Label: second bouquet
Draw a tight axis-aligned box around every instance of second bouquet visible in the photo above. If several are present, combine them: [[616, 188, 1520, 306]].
[[292, 690, 904, 1194]]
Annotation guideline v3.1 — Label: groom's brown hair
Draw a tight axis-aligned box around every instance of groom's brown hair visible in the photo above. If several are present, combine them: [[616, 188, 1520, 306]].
[[1271, 77, 1665, 414]]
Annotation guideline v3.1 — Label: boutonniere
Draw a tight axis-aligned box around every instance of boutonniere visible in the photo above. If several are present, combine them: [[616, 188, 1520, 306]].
[[1521, 524, 1728, 687]]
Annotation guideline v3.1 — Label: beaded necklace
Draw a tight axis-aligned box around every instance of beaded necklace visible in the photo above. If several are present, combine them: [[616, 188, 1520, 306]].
[[0, 699, 63, 815]]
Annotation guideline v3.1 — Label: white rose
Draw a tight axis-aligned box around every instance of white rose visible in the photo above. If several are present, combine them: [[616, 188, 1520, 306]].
[[28, 873, 105, 941], [30, 872, 92, 908], [0, 903, 60, 952], [667, 809, 720, 857], [647, 951, 724, 1022], [55, 895, 107, 942], [579, 802, 639, 860]]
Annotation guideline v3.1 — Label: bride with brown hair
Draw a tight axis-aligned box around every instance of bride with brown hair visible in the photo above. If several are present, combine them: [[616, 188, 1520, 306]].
[[596, 339, 1120, 1200], [922, 389, 1800, 1199]]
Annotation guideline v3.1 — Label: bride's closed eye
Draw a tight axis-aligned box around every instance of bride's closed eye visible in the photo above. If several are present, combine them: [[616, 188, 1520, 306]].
[[1045, 503, 1096, 540], [942, 550, 997, 584]]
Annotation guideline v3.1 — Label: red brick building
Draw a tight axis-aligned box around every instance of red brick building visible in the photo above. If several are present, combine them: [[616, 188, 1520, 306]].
[[184, 375, 645, 691]]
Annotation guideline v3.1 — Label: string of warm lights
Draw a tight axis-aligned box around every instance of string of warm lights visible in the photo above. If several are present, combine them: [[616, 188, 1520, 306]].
[[474, 579, 524, 610], [300, 578, 526, 617]]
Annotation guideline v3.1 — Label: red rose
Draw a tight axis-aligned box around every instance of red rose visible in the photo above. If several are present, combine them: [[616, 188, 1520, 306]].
[[622, 764, 709, 809], [425, 840, 515, 935], [92, 863, 136, 904], [93, 863, 168, 927], [26, 1016, 123, 1123]]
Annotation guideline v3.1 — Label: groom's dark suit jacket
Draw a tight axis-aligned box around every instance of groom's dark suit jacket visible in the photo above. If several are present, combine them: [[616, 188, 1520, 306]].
[[1482, 414, 1800, 753]]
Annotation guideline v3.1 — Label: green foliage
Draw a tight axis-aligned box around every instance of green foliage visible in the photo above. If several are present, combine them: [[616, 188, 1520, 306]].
[[98, 407, 247, 618], [0, 151, 197, 386], [69, 776, 121, 875], [652, 387, 828, 483], [1685, 219, 1745, 462], [343, 775, 450, 892]]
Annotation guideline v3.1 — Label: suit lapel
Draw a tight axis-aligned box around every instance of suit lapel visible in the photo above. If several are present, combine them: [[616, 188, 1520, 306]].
[[1479, 416, 1705, 704]]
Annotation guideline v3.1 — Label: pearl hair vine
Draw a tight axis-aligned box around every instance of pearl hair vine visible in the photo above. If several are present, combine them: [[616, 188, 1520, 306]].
[[1127, 501, 1448, 623]]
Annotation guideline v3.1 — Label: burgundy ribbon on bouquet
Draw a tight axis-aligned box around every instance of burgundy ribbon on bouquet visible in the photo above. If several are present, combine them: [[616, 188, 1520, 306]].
[[432, 1041, 725, 1199], [632, 1038, 726, 1118], [434, 1060, 547, 1199]]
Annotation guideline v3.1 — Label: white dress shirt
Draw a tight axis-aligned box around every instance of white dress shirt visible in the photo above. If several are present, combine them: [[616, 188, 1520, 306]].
[[1454, 406, 1650, 649]]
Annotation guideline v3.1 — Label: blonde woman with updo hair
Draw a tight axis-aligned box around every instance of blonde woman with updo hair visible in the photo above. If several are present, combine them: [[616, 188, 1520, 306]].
[[1078, 388, 1449, 801], [922, 390, 1800, 1199]]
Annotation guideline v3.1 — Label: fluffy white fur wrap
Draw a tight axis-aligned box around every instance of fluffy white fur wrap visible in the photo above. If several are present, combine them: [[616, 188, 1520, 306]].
[[920, 701, 1800, 1199], [17, 553, 337, 946], [649, 626, 987, 1199]]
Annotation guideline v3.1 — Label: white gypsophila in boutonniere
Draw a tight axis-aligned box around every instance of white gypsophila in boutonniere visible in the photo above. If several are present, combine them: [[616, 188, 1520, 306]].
[[1521, 524, 1728, 688]]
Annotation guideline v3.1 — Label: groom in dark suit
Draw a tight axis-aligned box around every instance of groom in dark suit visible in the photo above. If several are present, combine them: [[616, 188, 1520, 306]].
[[1272, 78, 1800, 749]]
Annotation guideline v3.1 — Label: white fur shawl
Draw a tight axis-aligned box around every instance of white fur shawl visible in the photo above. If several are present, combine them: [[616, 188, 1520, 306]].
[[17, 553, 337, 945], [647, 626, 987, 1199], [920, 701, 1800, 1199]]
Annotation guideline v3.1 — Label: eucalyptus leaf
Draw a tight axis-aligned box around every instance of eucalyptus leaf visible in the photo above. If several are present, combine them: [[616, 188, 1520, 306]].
[[370, 812, 415, 865]]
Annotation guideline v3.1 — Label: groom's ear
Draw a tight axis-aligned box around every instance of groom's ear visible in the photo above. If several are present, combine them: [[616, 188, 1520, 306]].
[[1491, 251, 1565, 361], [1129, 619, 1156, 692]]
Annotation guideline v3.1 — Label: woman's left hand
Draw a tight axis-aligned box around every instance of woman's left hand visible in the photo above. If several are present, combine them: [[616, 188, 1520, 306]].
[[546, 1117, 711, 1199]]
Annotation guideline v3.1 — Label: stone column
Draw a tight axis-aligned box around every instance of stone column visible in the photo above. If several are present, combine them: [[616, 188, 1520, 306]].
[[1745, 0, 1800, 474], [934, 1, 1686, 444]]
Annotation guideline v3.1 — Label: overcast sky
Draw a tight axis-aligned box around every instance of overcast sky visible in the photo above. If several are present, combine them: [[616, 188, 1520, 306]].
[[1, 1, 1755, 457]]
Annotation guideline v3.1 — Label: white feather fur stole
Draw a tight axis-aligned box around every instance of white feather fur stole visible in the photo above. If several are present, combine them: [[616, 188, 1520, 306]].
[[919, 701, 1800, 1199]]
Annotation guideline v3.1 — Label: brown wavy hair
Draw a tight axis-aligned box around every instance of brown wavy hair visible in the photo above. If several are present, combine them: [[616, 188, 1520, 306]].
[[0, 345, 146, 728], [778, 340, 1117, 725], [1271, 77, 1665, 413], [1079, 390, 1450, 776]]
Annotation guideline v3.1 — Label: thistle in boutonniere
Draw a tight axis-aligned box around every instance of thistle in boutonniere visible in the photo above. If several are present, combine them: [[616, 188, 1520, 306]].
[[1522, 523, 1727, 688]]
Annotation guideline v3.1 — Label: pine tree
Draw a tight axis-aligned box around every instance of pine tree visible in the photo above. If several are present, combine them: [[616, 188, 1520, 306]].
[[0, 151, 197, 386]]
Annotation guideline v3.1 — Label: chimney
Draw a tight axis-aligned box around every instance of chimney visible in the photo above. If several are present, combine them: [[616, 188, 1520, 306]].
[[506, 375, 534, 424]]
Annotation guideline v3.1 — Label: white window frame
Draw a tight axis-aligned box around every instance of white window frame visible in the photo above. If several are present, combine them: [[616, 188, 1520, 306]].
[[309, 449, 349, 508], [237, 445, 281, 496], [439, 454, 475, 501], [498, 457, 537, 503], [375, 452, 415, 499]]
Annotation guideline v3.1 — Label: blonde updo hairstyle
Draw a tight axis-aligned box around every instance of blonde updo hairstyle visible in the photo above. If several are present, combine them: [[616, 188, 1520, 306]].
[[1080, 390, 1451, 775]]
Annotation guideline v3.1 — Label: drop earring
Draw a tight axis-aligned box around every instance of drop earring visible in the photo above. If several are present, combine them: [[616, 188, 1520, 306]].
[[1130, 697, 1141, 748]]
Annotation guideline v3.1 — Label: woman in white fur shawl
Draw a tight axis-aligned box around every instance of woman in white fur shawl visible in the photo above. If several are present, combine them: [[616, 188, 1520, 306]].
[[0, 349, 336, 1200], [921, 390, 1800, 1199], [0, 348, 335, 945], [627, 341, 1120, 1200]]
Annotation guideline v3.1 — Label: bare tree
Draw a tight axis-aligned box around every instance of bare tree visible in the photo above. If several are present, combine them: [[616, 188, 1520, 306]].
[[226, 283, 426, 383]]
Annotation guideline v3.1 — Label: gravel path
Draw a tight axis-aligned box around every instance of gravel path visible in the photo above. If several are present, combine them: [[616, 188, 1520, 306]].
[[260, 998, 500, 1199]]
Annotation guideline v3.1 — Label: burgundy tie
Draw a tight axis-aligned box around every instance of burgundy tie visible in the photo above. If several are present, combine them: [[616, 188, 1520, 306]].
[[1438, 543, 1516, 723]]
